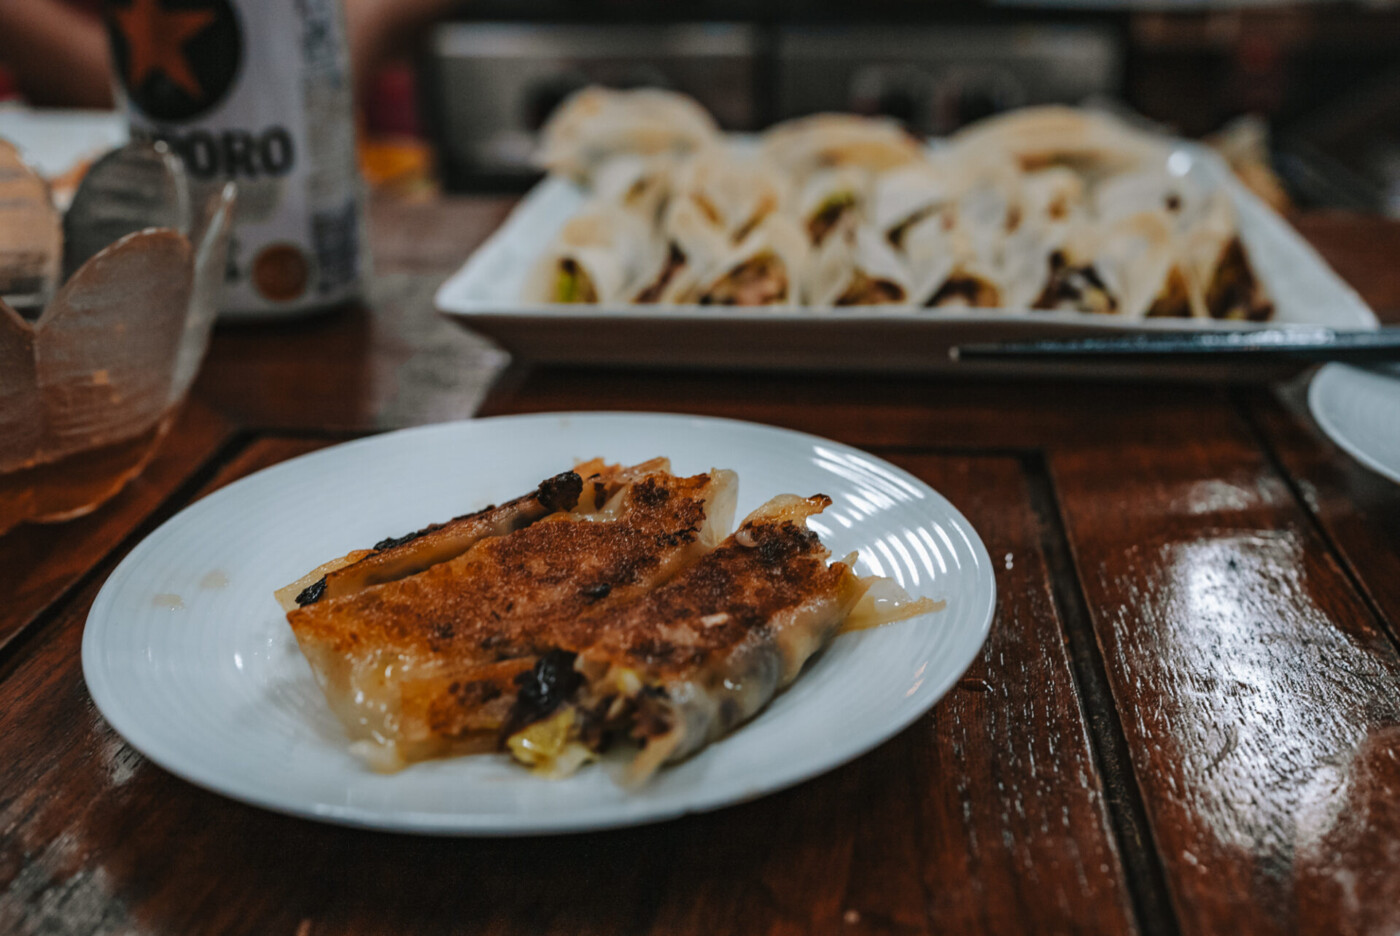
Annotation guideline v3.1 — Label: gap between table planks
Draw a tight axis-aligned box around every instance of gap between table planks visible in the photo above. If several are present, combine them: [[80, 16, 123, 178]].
[[0, 439, 1145, 936], [0, 401, 238, 659], [482, 368, 1400, 935], [1044, 390, 1400, 936]]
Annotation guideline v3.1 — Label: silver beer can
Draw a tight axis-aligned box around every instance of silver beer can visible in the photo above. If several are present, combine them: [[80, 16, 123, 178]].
[[105, 0, 367, 317]]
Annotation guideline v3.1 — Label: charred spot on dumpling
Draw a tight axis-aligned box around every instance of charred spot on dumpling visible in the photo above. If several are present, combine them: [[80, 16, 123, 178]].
[[373, 520, 447, 552], [582, 582, 612, 602], [656, 524, 701, 549], [295, 576, 327, 606], [536, 470, 584, 513], [755, 521, 818, 566], [500, 649, 583, 740], [630, 477, 673, 508]]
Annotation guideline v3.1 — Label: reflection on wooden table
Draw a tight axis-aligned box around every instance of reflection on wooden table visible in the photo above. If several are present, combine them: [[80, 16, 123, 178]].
[[0, 192, 1397, 936]]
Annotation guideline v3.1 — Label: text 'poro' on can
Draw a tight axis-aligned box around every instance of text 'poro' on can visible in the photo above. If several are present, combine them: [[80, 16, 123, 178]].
[[103, 0, 367, 318]]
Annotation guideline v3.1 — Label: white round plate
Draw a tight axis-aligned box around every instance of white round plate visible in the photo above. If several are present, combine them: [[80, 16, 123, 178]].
[[1309, 364, 1400, 485], [83, 413, 995, 835]]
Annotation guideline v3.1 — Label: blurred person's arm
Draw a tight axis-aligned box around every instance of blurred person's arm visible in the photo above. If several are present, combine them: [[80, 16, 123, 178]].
[[0, 0, 113, 108]]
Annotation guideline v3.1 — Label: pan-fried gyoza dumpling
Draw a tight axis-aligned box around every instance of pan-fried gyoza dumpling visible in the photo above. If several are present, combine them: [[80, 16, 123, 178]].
[[281, 461, 738, 770], [870, 158, 961, 249], [500, 493, 934, 783], [591, 153, 678, 224]]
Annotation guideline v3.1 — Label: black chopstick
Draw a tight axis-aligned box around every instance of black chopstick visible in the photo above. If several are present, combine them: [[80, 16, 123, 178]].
[[950, 327, 1400, 365]]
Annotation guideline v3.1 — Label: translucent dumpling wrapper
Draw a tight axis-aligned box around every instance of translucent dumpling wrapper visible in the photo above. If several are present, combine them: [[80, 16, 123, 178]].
[[535, 86, 720, 183], [950, 105, 1169, 179], [804, 224, 912, 308], [631, 196, 731, 304], [997, 221, 1072, 311], [590, 153, 677, 224], [671, 145, 786, 243], [525, 206, 662, 305], [900, 210, 957, 306], [693, 214, 809, 307], [870, 158, 961, 249], [948, 170, 1023, 256], [1026, 222, 1125, 315], [1084, 211, 1196, 319], [792, 165, 873, 247], [1092, 164, 1208, 232], [1018, 166, 1087, 231], [760, 113, 925, 182], [904, 217, 1005, 309], [1178, 191, 1273, 321]]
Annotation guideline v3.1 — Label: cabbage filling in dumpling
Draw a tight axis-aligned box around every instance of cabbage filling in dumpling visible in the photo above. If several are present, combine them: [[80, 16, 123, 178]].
[[554, 259, 598, 303]]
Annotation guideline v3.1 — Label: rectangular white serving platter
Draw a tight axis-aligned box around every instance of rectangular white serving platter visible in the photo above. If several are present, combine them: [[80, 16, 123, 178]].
[[435, 142, 1377, 380]]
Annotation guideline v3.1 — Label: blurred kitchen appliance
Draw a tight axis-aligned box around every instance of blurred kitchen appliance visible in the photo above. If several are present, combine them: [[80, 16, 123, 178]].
[[776, 25, 1120, 136], [425, 20, 1121, 190], [427, 23, 761, 190]]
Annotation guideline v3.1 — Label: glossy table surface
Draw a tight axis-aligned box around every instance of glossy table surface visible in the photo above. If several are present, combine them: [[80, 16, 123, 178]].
[[2, 196, 1398, 936]]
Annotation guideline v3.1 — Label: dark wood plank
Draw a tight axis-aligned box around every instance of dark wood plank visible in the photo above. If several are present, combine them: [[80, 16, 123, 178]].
[[478, 367, 1233, 453], [644, 455, 1138, 936], [194, 274, 507, 434], [1047, 394, 1400, 935], [368, 192, 518, 277], [1290, 211, 1400, 321], [0, 447, 1138, 936], [1242, 381, 1400, 638], [0, 400, 233, 654]]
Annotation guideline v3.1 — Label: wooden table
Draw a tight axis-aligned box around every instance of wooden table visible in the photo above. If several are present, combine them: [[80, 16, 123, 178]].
[[2, 197, 1398, 936]]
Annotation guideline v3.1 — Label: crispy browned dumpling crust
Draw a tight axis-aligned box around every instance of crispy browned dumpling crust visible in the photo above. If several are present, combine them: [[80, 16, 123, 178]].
[[308, 471, 586, 604], [285, 471, 727, 749], [559, 500, 846, 679], [500, 494, 865, 780]]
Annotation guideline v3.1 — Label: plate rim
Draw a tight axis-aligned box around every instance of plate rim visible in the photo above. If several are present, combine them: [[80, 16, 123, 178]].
[[1308, 363, 1400, 486], [82, 410, 998, 835]]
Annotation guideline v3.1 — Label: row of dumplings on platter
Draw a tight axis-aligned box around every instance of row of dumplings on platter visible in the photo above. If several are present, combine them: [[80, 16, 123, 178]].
[[526, 87, 1274, 321]]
